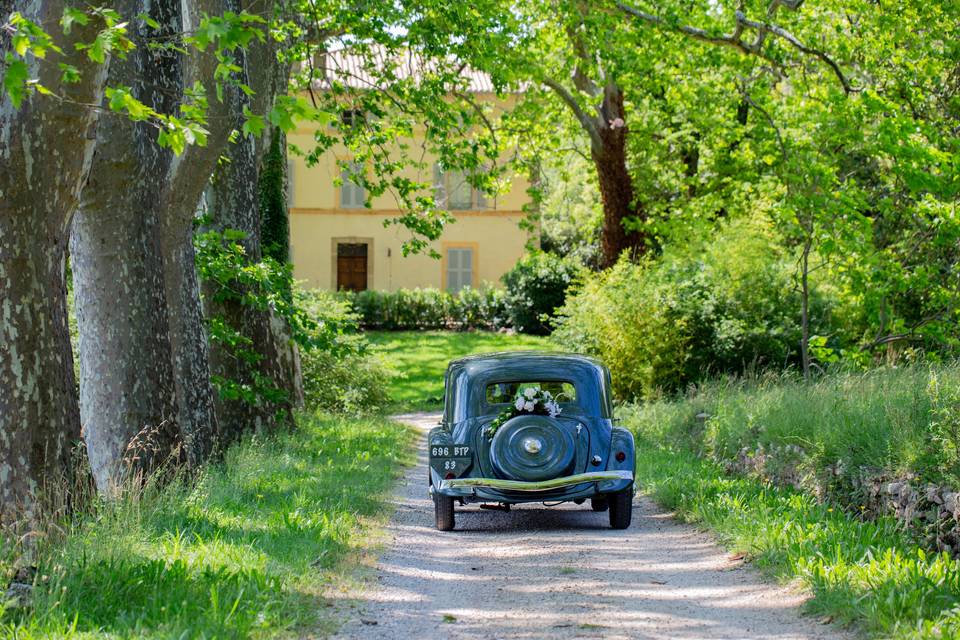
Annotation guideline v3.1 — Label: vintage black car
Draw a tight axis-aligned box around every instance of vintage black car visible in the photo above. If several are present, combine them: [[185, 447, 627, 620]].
[[428, 352, 635, 531]]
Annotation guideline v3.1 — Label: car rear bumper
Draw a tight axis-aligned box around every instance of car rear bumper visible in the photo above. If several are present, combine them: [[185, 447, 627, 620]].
[[434, 469, 633, 496]]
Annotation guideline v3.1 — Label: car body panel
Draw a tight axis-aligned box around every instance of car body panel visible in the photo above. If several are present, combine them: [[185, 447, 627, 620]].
[[429, 351, 635, 505]]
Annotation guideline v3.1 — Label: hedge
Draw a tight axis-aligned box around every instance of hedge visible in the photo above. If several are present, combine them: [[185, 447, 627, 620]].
[[340, 287, 509, 331]]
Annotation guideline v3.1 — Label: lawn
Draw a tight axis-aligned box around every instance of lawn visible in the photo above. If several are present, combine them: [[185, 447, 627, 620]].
[[1, 414, 416, 638], [365, 330, 550, 412]]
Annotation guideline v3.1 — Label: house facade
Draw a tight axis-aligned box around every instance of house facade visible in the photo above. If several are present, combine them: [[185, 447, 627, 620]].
[[287, 51, 533, 293]]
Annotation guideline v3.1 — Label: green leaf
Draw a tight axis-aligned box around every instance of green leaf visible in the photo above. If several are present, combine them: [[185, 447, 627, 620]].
[[105, 86, 155, 121], [135, 12, 161, 30], [61, 7, 90, 34], [13, 33, 30, 57], [242, 106, 265, 137], [268, 104, 295, 133], [59, 63, 81, 84], [3, 55, 29, 108]]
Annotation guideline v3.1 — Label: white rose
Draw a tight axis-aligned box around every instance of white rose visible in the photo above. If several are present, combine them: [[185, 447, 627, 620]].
[[515, 397, 525, 411], [524, 388, 537, 399], [523, 401, 535, 412]]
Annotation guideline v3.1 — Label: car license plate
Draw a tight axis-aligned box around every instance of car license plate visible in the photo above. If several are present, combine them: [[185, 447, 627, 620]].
[[429, 445, 472, 477]]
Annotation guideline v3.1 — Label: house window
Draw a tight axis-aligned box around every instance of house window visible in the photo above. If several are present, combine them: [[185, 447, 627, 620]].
[[448, 171, 473, 209], [340, 109, 364, 127], [446, 247, 474, 293], [340, 162, 365, 208], [329, 108, 365, 130], [434, 165, 488, 210], [337, 243, 368, 291]]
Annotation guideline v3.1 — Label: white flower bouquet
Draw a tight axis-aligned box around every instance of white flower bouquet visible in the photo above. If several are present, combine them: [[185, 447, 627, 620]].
[[487, 386, 562, 437]]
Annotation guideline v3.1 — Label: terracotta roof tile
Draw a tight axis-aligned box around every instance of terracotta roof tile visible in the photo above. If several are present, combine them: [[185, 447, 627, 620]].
[[312, 45, 496, 94]]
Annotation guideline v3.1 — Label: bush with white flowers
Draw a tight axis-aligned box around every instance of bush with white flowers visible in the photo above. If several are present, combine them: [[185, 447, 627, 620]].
[[487, 386, 562, 437]]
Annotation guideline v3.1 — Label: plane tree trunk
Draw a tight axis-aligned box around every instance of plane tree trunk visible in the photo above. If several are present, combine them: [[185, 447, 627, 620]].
[[203, 32, 299, 442], [205, 129, 295, 440], [592, 85, 644, 268], [0, 4, 107, 522], [69, 0, 184, 492], [153, 0, 236, 466], [544, 76, 649, 270], [153, 0, 300, 461]]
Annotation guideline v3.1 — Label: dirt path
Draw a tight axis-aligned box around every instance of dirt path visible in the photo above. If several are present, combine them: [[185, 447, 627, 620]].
[[332, 413, 844, 640]]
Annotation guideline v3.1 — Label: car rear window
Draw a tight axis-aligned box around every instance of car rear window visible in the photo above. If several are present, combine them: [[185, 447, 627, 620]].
[[485, 381, 577, 404]]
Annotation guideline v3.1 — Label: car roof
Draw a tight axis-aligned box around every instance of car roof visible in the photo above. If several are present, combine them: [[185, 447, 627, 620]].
[[443, 351, 612, 423], [447, 350, 604, 370]]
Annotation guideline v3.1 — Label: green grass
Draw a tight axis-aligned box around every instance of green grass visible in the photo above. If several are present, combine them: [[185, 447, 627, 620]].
[[632, 439, 960, 639], [626, 363, 960, 497], [1, 413, 415, 639], [366, 330, 549, 412], [624, 362, 960, 639]]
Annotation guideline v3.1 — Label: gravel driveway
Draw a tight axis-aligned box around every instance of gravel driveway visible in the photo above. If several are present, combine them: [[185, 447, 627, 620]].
[[332, 413, 844, 640]]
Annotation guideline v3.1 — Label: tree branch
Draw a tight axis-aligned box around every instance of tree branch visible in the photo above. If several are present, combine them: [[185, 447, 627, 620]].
[[565, 14, 601, 96], [616, 1, 853, 94], [737, 13, 851, 93], [615, 2, 761, 56], [542, 77, 603, 153]]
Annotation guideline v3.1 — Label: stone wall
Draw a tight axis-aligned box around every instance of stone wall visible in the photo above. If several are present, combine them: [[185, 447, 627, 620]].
[[724, 442, 960, 554]]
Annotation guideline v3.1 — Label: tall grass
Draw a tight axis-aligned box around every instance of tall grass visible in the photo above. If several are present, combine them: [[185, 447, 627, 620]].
[[625, 361, 960, 638], [625, 363, 960, 487], [1, 414, 415, 638]]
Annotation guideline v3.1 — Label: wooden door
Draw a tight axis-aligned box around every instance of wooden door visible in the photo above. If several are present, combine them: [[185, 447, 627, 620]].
[[336, 243, 368, 291]]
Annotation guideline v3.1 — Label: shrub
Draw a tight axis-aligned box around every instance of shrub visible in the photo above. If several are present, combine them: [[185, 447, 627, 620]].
[[300, 350, 393, 415], [553, 217, 832, 399], [501, 252, 581, 335], [343, 287, 508, 331], [295, 289, 393, 414], [552, 259, 690, 398]]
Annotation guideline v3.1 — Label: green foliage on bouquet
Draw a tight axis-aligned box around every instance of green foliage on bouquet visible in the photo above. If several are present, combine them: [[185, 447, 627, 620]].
[[486, 387, 562, 438]]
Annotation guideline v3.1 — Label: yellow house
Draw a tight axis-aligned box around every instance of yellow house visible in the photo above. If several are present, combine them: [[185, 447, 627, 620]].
[[287, 50, 534, 292]]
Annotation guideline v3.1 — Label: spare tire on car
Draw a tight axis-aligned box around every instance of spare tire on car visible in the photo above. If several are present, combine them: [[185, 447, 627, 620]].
[[489, 414, 575, 481]]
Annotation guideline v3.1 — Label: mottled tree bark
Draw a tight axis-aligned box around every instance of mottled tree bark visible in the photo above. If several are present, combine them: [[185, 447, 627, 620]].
[[204, 32, 299, 441], [0, 4, 107, 522], [69, 0, 183, 492], [592, 85, 645, 269], [152, 0, 234, 466], [206, 130, 295, 440], [544, 75, 648, 269], [155, 0, 292, 456]]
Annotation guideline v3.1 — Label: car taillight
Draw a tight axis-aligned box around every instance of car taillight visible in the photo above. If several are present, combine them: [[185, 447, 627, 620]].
[[615, 451, 626, 462]]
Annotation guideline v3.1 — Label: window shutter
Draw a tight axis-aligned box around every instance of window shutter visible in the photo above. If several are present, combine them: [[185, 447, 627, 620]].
[[446, 248, 473, 292], [448, 171, 472, 210], [433, 163, 446, 208], [462, 248, 473, 289], [341, 162, 365, 208]]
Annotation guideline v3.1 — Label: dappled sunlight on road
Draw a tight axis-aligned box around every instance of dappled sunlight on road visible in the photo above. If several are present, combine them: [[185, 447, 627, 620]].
[[331, 413, 847, 640]]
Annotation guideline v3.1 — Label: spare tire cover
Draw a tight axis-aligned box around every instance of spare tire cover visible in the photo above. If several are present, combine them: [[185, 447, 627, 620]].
[[489, 414, 575, 481]]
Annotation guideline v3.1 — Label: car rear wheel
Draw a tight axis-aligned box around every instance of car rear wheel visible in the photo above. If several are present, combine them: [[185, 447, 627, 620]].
[[608, 486, 633, 529], [590, 497, 608, 512], [434, 493, 455, 531]]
